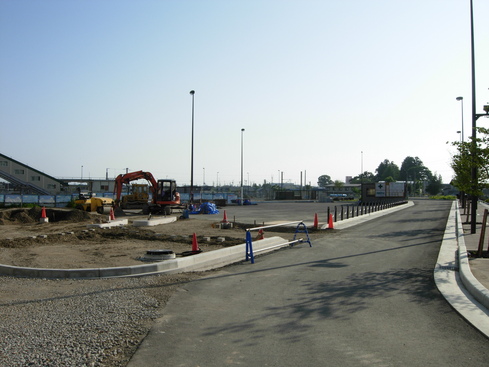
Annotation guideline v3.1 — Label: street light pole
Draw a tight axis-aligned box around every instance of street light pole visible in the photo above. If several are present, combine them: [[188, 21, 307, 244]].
[[240, 128, 245, 205], [456, 96, 464, 141], [190, 90, 195, 205], [468, 0, 489, 233], [469, 0, 478, 234]]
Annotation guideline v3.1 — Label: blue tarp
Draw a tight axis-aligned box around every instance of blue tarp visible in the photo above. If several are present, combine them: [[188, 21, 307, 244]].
[[189, 202, 219, 215]]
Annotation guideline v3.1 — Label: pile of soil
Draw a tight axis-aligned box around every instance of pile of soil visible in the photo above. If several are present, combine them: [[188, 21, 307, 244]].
[[0, 207, 103, 225]]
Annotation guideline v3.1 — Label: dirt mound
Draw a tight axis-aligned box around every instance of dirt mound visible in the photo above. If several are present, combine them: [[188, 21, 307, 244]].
[[0, 209, 37, 224], [43, 208, 95, 222], [0, 207, 102, 225]]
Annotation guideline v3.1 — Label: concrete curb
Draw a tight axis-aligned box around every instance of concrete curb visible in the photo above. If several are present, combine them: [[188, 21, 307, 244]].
[[133, 217, 177, 227], [434, 201, 489, 337], [457, 210, 489, 310], [0, 236, 290, 279], [87, 219, 129, 228]]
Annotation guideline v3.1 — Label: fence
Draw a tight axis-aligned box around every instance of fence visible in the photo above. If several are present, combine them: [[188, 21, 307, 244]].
[[327, 200, 408, 222], [0, 191, 243, 208], [0, 193, 115, 208], [245, 221, 312, 264]]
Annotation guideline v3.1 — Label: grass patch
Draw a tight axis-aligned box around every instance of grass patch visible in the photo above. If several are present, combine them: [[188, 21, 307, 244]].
[[429, 195, 457, 200]]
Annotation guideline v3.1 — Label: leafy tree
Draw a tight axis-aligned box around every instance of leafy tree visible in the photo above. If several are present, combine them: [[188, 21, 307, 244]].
[[350, 171, 375, 184], [317, 175, 333, 188], [450, 140, 472, 194], [375, 159, 400, 181], [334, 180, 344, 190], [450, 127, 489, 196], [426, 174, 443, 195], [399, 156, 437, 196], [399, 156, 432, 182]]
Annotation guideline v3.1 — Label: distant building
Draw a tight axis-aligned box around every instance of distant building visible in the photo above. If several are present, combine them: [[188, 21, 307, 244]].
[[0, 153, 121, 195], [320, 183, 360, 201], [0, 153, 66, 194], [361, 182, 408, 203]]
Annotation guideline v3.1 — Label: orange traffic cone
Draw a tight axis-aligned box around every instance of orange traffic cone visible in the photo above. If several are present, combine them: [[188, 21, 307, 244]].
[[40, 206, 49, 223], [221, 210, 229, 223], [313, 213, 318, 229], [192, 233, 201, 252], [328, 213, 334, 229], [255, 229, 265, 240], [110, 208, 115, 221]]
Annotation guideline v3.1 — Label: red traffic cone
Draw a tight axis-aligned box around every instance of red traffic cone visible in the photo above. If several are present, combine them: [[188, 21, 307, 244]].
[[40, 206, 49, 223], [221, 210, 229, 223], [313, 213, 318, 229], [255, 229, 265, 240], [192, 233, 201, 252], [110, 208, 115, 221], [328, 213, 334, 229]]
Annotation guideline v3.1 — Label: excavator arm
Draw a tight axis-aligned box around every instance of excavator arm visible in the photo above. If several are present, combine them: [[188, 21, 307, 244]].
[[113, 170, 159, 206]]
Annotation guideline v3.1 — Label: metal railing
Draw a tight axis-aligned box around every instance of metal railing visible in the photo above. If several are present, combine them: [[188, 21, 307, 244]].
[[245, 221, 312, 264]]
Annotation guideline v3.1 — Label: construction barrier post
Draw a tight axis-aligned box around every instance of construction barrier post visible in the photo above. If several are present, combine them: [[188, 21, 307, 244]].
[[245, 231, 254, 263]]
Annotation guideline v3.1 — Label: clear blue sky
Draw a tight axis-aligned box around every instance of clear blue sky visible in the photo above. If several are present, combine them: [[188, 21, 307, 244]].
[[1, 0, 488, 186]]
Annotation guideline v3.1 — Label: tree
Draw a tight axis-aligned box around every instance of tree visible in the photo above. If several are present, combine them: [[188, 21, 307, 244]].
[[450, 140, 473, 194], [399, 156, 432, 182], [317, 175, 333, 188], [426, 174, 443, 195], [350, 171, 375, 184], [375, 159, 400, 181], [450, 126, 489, 196], [399, 156, 432, 195], [334, 180, 344, 190]]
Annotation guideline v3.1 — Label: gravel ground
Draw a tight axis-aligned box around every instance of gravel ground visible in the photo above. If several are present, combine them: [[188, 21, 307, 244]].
[[0, 272, 205, 366]]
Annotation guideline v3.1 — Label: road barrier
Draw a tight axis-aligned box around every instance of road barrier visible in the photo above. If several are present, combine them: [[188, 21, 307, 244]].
[[326, 200, 408, 223], [245, 221, 312, 264]]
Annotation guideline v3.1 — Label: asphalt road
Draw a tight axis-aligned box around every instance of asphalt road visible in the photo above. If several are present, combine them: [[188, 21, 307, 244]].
[[128, 200, 489, 366]]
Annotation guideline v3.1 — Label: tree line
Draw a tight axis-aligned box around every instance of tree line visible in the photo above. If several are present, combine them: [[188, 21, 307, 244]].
[[317, 156, 443, 196]]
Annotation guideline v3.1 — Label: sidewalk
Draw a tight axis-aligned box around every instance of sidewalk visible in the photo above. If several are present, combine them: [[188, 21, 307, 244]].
[[460, 201, 489, 290]]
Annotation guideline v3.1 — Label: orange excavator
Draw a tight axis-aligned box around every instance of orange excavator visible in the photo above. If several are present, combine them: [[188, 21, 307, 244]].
[[113, 170, 183, 215]]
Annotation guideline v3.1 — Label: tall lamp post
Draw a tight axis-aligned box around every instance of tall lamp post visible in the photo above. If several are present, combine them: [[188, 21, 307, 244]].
[[468, 0, 489, 233], [189, 90, 195, 204], [456, 96, 464, 141], [240, 128, 245, 205]]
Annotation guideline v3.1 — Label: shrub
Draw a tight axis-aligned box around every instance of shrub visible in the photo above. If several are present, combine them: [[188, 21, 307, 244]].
[[429, 195, 457, 200]]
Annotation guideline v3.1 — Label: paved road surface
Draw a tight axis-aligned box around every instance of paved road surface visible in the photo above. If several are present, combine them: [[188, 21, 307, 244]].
[[128, 200, 489, 366]]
